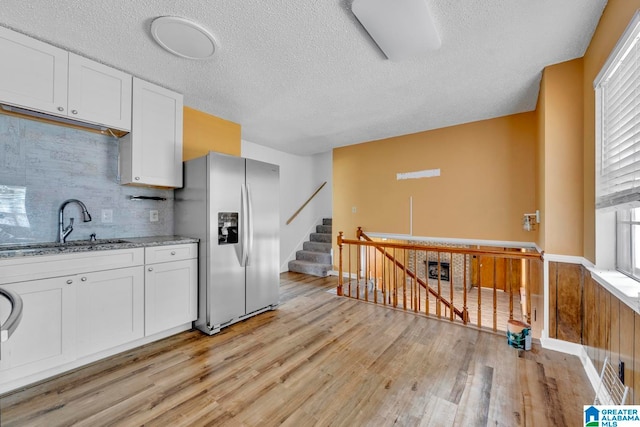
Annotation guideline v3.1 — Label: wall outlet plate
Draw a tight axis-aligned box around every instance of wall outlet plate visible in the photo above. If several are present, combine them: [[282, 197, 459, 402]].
[[150, 210, 159, 222], [101, 209, 113, 223]]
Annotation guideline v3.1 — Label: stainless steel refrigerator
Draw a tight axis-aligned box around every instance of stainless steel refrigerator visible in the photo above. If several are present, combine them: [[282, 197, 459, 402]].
[[174, 152, 279, 335]]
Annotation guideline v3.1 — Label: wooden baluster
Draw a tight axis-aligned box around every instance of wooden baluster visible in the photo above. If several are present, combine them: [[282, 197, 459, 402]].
[[364, 246, 369, 302], [477, 258, 482, 328], [393, 248, 398, 307], [411, 249, 420, 312], [493, 256, 498, 332], [425, 250, 429, 316], [403, 249, 407, 310], [373, 246, 378, 304], [382, 247, 387, 306], [450, 253, 454, 322], [348, 243, 352, 298], [337, 231, 343, 296], [526, 258, 532, 324], [463, 253, 468, 324], [436, 252, 442, 318], [391, 249, 395, 307], [508, 259, 514, 320], [356, 241, 360, 299]]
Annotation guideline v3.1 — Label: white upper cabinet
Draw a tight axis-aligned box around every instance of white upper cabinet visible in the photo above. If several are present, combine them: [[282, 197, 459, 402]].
[[0, 26, 132, 131], [0, 26, 68, 115], [119, 78, 184, 188], [67, 53, 132, 131]]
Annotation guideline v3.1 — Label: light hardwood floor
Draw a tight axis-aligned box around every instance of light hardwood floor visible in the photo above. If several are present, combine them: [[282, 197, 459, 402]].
[[1, 272, 593, 426]]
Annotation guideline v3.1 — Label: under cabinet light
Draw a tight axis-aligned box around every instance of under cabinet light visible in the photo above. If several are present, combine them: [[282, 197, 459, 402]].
[[352, 0, 441, 61]]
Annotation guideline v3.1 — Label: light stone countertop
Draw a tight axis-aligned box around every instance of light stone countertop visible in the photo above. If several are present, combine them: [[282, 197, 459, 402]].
[[0, 236, 199, 259]]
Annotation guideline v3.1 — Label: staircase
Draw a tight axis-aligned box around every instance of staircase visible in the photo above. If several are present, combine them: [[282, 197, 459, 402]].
[[288, 218, 333, 277]]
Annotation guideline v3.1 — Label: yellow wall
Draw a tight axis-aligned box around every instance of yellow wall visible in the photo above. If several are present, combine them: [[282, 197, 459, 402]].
[[582, 0, 640, 262], [333, 112, 537, 245], [539, 59, 584, 256], [183, 106, 241, 160]]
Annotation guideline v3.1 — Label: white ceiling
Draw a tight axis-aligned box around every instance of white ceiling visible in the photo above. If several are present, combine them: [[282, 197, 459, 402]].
[[0, 1, 607, 155]]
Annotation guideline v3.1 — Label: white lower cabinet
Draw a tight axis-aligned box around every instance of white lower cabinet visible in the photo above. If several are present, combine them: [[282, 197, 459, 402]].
[[76, 266, 144, 358], [0, 276, 77, 382], [144, 244, 198, 336], [145, 259, 197, 336], [0, 243, 197, 394]]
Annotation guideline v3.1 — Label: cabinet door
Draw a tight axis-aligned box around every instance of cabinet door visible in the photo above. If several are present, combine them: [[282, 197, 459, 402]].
[[67, 53, 132, 131], [145, 259, 197, 336], [0, 26, 68, 116], [0, 276, 76, 380], [76, 266, 144, 358], [120, 78, 183, 187]]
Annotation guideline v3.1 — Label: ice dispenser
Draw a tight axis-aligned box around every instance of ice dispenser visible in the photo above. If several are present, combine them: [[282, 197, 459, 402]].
[[218, 212, 238, 244]]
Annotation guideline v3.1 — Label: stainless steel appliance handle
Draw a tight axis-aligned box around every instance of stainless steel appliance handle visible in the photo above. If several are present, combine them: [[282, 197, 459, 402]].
[[0, 286, 23, 343], [240, 183, 249, 267], [246, 184, 254, 265]]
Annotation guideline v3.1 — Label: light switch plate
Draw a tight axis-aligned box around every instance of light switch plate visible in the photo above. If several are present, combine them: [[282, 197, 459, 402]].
[[150, 210, 159, 222]]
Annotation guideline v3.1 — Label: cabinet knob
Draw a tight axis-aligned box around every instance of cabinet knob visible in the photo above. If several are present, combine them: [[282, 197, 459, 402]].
[[66, 279, 73, 284], [58, 106, 64, 112], [81, 277, 87, 282], [71, 110, 78, 115], [148, 267, 154, 272], [135, 177, 140, 181], [171, 251, 176, 255]]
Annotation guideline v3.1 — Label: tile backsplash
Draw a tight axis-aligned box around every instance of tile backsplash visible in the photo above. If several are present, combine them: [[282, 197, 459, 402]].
[[0, 114, 174, 244]]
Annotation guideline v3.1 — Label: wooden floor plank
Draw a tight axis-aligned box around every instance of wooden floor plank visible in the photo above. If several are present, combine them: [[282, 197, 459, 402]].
[[0, 272, 593, 426]]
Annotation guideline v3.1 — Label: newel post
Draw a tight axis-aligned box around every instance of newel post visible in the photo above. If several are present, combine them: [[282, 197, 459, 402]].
[[337, 231, 343, 296], [356, 226, 363, 240]]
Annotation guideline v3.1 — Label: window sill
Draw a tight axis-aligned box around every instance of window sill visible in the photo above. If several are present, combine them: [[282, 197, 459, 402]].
[[588, 267, 640, 314]]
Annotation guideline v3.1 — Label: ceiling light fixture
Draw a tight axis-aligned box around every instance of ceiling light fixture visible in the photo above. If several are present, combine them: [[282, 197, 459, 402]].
[[352, 0, 441, 61], [151, 16, 217, 60]]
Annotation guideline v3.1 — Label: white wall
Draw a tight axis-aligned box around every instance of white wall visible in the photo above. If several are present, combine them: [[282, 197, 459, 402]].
[[242, 140, 333, 272]]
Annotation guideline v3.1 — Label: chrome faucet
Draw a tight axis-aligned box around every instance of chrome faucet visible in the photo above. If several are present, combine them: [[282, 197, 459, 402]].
[[58, 199, 92, 243]]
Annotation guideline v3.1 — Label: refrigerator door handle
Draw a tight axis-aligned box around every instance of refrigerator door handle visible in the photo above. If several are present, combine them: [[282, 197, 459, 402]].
[[246, 184, 254, 265], [241, 183, 249, 267]]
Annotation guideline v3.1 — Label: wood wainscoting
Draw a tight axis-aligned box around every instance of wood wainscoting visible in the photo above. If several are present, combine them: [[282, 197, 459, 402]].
[[549, 261, 638, 404]]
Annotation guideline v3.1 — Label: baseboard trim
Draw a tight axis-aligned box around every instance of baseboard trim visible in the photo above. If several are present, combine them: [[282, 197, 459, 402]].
[[540, 337, 598, 393]]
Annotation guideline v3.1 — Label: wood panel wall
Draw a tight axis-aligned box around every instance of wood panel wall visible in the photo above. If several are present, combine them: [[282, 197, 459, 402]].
[[551, 261, 637, 404]]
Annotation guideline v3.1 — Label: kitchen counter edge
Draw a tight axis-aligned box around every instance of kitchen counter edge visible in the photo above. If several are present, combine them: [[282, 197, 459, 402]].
[[0, 236, 199, 259]]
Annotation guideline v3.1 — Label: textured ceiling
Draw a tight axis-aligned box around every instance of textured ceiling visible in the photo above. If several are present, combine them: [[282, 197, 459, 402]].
[[0, 1, 607, 155]]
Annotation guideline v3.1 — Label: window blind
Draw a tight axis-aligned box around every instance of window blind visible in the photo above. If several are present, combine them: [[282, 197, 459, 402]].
[[595, 11, 640, 209]]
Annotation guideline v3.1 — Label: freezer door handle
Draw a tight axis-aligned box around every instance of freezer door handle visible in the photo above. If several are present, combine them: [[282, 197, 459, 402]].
[[241, 183, 249, 267], [246, 184, 254, 265]]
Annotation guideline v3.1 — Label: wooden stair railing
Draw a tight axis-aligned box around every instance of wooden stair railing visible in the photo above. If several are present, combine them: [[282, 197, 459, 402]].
[[357, 228, 467, 322], [337, 227, 543, 332], [286, 182, 327, 225]]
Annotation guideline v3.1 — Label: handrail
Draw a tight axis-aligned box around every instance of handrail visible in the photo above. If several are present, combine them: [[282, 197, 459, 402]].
[[286, 181, 327, 225], [0, 286, 23, 342], [347, 228, 542, 260], [357, 230, 467, 321]]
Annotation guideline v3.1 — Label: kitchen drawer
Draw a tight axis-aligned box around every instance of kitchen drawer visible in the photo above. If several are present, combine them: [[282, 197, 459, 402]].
[[0, 248, 144, 285], [145, 243, 197, 264]]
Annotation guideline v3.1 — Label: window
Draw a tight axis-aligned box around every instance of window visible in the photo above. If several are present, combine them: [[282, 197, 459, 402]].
[[595, 11, 640, 281]]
